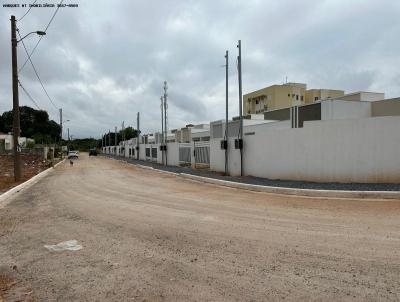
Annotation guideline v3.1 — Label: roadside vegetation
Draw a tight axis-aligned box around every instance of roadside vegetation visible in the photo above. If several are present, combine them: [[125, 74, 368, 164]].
[[0, 106, 61, 143]]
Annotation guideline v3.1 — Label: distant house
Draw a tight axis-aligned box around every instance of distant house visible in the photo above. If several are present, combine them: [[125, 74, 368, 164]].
[[0, 133, 32, 151]]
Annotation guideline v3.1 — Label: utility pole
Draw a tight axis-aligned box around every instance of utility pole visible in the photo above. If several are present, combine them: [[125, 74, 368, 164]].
[[224, 50, 229, 176], [122, 121, 125, 157], [114, 126, 117, 156], [136, 112, 140, 160], [237, 40, 243, 176], [108, 129, 111, 153], [163, 81, 168, 165], [67, 128, 70, 151], [59, 108, 62, 159], [160, 96, 164, 165], [59, 108, 63, 140], [122, 121, 125, 141], [11, 15, 21, 181]]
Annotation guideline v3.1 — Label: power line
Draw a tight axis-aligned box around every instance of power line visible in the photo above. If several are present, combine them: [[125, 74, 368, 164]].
[[17, 29, 59, 111], [19, 0, 64, 72], [18, 80, 41, 110], [44, 0, 64, 32], [18, 0, 38, 21]]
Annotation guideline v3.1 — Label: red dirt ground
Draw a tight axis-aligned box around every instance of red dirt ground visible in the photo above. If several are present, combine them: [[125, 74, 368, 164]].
[[0, 154, 52, 193]]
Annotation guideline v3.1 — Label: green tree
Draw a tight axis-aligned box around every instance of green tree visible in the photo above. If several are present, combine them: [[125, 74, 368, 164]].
[[120, 126, 138, 140], [0, 106, 60, 142], [0, 114, 5, 133], [0, 111, 13, 133], [100, 126, 138, 147]]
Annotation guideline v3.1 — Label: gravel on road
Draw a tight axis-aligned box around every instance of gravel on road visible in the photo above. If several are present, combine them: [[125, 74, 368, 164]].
[[1, 154, 400, 301]]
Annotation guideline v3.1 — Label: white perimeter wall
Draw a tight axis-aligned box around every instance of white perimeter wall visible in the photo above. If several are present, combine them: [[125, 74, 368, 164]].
[[211, 116, 400, 183], [166, 142, 180, 166], [321, 100, 371, 120], [139, 144, 147, 160]]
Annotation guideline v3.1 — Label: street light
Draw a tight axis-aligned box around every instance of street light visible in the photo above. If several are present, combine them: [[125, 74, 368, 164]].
[[11, 15, 46, 181], [17, 30, 46, 42]]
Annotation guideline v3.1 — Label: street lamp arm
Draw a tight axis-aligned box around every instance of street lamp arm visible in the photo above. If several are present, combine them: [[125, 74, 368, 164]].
[[16, 30, 46, 43]]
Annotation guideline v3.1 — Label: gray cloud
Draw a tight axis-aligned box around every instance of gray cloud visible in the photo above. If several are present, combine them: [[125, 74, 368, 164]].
[[1, 0, 399, 138]]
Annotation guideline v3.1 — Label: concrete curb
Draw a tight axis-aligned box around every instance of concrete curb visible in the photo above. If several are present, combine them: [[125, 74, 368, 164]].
[[135, 164, 178, 176], [179, 173, 400, 200], [136, 164, 154, 171], [103, 155, 400, 200], [0, 159, 65, 208]]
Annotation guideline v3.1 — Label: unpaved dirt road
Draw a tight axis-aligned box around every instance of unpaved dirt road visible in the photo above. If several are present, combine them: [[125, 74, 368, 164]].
[[1, 154, 400, 301]]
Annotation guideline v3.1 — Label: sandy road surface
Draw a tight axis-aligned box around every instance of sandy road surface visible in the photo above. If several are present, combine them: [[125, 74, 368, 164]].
[[0, 154, 400, 301]]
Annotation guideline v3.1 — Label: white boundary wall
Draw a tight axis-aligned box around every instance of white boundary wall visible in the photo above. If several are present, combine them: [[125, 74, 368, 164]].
[[166, 142, 180, 166], [211, 116, 400, 183], [321, 100, 371, 120], [103, 116, 400, 183]]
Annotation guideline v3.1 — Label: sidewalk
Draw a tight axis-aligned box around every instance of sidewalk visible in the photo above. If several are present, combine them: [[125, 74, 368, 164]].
[[102, 154, 400, 192]]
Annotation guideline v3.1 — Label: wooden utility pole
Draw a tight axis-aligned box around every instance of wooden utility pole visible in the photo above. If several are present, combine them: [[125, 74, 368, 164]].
[[114, 126, 117, 155], [11, 15, 21, 181], [108, 129, 111, 153]]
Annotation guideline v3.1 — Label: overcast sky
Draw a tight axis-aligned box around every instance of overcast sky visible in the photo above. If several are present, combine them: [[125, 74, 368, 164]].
[[1, 0, 399, 138]]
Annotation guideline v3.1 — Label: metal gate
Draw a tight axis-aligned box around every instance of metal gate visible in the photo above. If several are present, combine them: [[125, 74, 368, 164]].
[[179, 143, 191, 166], [194, 141, 210, 168], [145, 147, 151, 160], [151, 147, 157, 162]]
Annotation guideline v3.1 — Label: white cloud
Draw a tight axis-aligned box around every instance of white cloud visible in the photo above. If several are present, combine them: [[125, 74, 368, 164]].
[[1, 0, 399, 137]]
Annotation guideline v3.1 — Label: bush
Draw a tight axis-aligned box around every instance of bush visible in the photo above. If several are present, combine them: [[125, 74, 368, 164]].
[[26, 140, 35, 148]]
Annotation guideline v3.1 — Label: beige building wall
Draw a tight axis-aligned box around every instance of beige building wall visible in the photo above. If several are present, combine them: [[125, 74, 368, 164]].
[[371, 98, 400, 117], [334, 92, 384, 102], [305, 89, 344, 104], [244, 83, 344, 114], [244, 83, 306, 114]]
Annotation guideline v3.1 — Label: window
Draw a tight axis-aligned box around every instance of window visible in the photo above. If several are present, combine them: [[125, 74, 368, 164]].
[[301, 95, 304, 101], [288, 94, 290, 97], [314, 97, 319, 101], [255, 100, 259, 104], [296, 95, 299, 100]]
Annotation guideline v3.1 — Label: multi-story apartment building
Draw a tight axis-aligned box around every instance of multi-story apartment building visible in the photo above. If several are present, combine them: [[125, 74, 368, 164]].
[[243, 82, 344, 114], [305, 89, 345, 104]]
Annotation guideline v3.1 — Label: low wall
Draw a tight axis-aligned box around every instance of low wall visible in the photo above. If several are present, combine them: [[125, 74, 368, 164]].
[[104, 116, 400, 183], [167, 142, 180, 166], [211, 116, 400, 183]]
